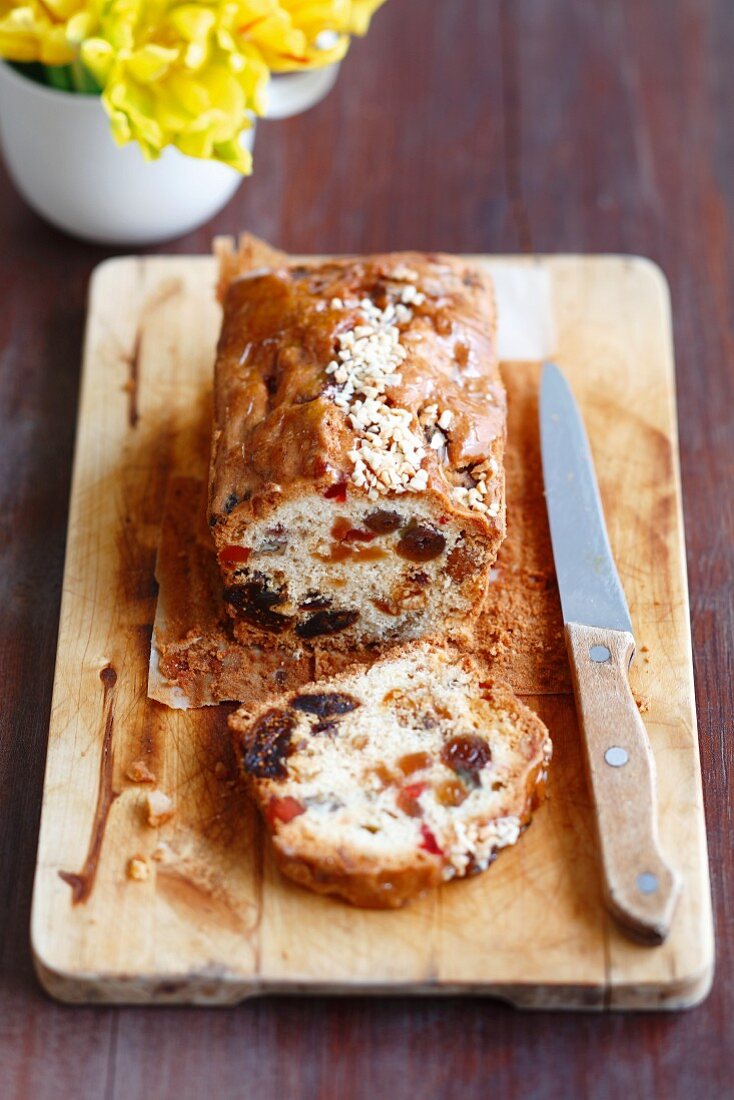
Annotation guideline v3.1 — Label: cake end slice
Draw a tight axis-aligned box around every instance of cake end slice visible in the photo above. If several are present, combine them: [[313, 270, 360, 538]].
[[229, 643, 551, 908]]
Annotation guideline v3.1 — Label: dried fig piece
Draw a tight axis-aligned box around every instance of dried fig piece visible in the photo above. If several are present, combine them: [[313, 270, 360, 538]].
[[446, 544, 478, 582], [364, 509, 402, 534], [396, 524, 446, 562], [243, 709, 296, 778], [440, 734, 492, 782], [224, 580, 292, 634], [296, 609, 359, 638], [292, 692, 360, 717]]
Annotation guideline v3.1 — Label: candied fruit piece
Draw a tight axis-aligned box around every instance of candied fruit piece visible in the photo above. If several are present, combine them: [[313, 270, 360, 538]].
[[324, 481, 348, 501], [397, 782, 426, 818], [218, 545, 251, 566], [435, 778, 467, 807], [419, 824, 443, 856], [397, 751, 431, 775], [266, 795, 305, 826], [331, 517, 376, 543]]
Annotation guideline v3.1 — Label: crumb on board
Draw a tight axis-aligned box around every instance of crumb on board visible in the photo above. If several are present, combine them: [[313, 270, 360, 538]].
[[127, 856, 150, 882], [146, 789, 175, 827], [126, 760, 156, 784], [214, 761, 229, 780], [151, 842, 173, 864]]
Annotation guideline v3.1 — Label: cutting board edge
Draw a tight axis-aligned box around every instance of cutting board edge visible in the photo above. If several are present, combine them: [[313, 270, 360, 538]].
[[33, 943, 713, 1011]]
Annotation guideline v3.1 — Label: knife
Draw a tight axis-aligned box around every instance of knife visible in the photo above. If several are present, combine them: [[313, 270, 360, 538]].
[[539, 361, 681, 945]]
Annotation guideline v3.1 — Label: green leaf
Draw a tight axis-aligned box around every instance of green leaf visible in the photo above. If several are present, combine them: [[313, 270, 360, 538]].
[[44, 65, 74, 92]]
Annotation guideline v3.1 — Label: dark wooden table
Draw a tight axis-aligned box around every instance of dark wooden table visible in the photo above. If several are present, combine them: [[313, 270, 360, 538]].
[[1, 1, 731, 1096]]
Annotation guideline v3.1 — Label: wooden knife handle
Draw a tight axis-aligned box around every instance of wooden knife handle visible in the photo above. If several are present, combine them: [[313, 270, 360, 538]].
[[565, 623, 682, 944]]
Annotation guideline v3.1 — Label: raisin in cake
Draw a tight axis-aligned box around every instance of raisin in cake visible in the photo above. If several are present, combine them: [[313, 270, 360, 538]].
[[209, 242, 506, 651], [229, 643, 551, 908]]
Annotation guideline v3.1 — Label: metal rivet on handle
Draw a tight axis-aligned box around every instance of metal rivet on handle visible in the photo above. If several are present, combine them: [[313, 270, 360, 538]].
[[590, 644, 611, 663], [604, 746, 628, 767], [637, 872, 659, 895]]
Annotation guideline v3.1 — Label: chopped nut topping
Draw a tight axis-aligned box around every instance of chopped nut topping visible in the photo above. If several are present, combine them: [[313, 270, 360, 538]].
[[127, 856, 150, 882], [451, 457, 501, 515], [326, 297, 429, 499], [126, 760, 156, 784], [389, 263, 419, 282], [145, 789, 175, 827]]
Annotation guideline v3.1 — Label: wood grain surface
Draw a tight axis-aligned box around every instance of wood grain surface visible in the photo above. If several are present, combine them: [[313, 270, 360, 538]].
[[1, 1, 732, 1097]]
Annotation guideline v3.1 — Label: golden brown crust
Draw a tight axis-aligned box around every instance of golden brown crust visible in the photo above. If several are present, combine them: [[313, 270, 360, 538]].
[[272, 846, 444, 909], [213, 233, 288, 304], [208, 249, 505, 546]]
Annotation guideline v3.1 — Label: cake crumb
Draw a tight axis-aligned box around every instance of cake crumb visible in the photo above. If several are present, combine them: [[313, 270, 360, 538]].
[[214, 761, 229, 780], [151, 842, 173, 864], [126, 760, 156, 784], [145, 789, 175, 827], [127, 856, 149, 882]]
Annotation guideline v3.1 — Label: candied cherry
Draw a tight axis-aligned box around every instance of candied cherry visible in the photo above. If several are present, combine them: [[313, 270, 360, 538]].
[[420, 824, 443, 856], [266, 796, 305, 826], [324, 481, 348, 502], [218, 545, 251, 566]]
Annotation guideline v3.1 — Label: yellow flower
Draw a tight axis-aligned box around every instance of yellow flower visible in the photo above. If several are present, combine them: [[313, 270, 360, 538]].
[[80, 1, 272, 172], [237, 0, 387, 71], [0, 0, 84, 64], [0, 0, 388, 170]]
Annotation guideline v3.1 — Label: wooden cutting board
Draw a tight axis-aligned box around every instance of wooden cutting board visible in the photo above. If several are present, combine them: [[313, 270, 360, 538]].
[[31, 254, 713, 1009]]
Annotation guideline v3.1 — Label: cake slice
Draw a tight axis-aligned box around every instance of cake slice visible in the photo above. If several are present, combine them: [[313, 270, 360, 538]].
[[229, 643, 551, 908], [209, 239, 506, 652]]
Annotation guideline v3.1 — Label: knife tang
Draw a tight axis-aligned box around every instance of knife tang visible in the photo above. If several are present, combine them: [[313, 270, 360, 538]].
[[565, 622, 682, 944]]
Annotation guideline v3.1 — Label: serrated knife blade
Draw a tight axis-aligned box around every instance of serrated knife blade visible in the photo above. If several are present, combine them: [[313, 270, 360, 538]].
[[539, 361, 681, 945]]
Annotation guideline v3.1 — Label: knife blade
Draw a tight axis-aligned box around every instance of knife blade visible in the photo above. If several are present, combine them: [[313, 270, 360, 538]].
[[540, 361, 681, 944]]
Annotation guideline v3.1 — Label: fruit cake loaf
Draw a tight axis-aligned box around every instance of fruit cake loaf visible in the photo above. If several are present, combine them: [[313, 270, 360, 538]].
[[209, 242, 506, 651], [229, 643, 551, 908]]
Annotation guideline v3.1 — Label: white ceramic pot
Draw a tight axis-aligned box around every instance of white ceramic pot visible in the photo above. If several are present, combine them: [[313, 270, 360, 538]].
[[0, 60, 339, 245]]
